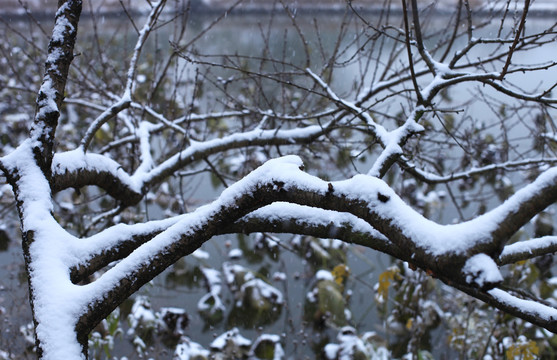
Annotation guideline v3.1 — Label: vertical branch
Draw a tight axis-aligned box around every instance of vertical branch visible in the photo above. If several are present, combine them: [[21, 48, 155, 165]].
[[410, 0, 436, 75], [409, 0, 424, 59], [80, 0, 167, 153], [29, 0, 82, 179], [280, 0, 311, 69], [401, 0, 425, 106], [439, 0, 463, 63], [464, 0, 473, 42], [497, 0, 513, 38], [499, 0, 531, 80]]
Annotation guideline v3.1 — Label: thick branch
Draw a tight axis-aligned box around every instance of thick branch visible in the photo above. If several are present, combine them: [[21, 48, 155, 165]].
[[70, 203, 400, 284], [489, 168, 557, 250], [30, 0, 81, 178], [77, 156, 557, 337], [228, 203, 401, 258], [51, 151, 143, 206]]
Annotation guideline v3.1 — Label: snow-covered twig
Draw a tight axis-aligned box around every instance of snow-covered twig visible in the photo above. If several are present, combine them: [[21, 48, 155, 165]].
[[80, 1, 167, 152], [402, 157, 557, 184], [499, 236, 557, 265]]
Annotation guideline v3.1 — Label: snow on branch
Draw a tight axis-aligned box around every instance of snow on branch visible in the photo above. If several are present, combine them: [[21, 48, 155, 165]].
[[68, 214, 188, 283], [230, 202, 398, 257], [80, 1, 167, 153], [78, 154, 557, 300], [402, 157, 557, 184], [138, 122, 332, 191], [12, 146, 557, 356], [499, 236, 557, 265], [487, 288, 557, 332], [450, 282, 557, 333], [306, 68, 425, 178], [52, 120, 332, 203], [51, 150, 143, 205], [29, 0, 81, 175]]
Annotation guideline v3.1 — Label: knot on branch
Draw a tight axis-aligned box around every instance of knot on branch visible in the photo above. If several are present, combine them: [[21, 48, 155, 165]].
[[377, 192, 390, 203]]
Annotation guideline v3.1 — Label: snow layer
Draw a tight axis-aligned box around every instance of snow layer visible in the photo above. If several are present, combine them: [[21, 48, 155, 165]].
[[7, 140, 557, 358], [489, 288, 557, 321], [463, 254, 503, 287]]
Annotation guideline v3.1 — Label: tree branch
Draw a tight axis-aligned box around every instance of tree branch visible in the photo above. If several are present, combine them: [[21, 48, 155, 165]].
[[30, 0, 81, 178], [499, 236, 557, 265], [79, 1, 167, 153]]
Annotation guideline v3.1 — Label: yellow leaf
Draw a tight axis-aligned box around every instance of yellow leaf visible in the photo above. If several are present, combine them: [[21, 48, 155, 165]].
[[332, 264, 350, 286], [506, 340, 539, 360], [377, 267, 400, 303], [406, 318, 413, 330]]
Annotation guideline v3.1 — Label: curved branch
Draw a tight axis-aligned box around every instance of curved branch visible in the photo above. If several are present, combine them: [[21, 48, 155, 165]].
[[51, 121, 333, 204], [74, 155, 557, 336], [488, 167, 557, 250], [51, 151, 143, 206], [479, 78, 557, 105], [228, 203, 401, 258], [139, 123, 333, 192], [69, 203, 398, 284]]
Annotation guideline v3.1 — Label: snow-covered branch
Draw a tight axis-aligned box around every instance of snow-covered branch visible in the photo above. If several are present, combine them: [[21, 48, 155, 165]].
[[79, 1, 167, 152], [29, 0, 81, 176], [229, 203, 397, 256], [402, 158, 557, 184], [499, 236, 557, 265], [5, 1, 557, 357], [52, 121, 332, 203], [66, 155, 557, 340], [449, 282, 557, 333]]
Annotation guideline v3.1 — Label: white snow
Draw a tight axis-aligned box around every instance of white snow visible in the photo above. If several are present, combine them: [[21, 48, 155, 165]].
[[228, 248, 243, 259], [192, 248, 210, 259], [174, 337, 210, 360], [462, 254, 503, 287], [197, 267, 225, 313], [127, 296, 156, 335], [51, 15, 74, 43], [316, 269, 335, 281], [210, 328, 251, 350], [489, 288, 557, 321], [249, 334, 284, 360], [53, 149, 143, 193], [9, 143, 557, 358], [240, 278, 284, 305], [500, 236, 557, 261]]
